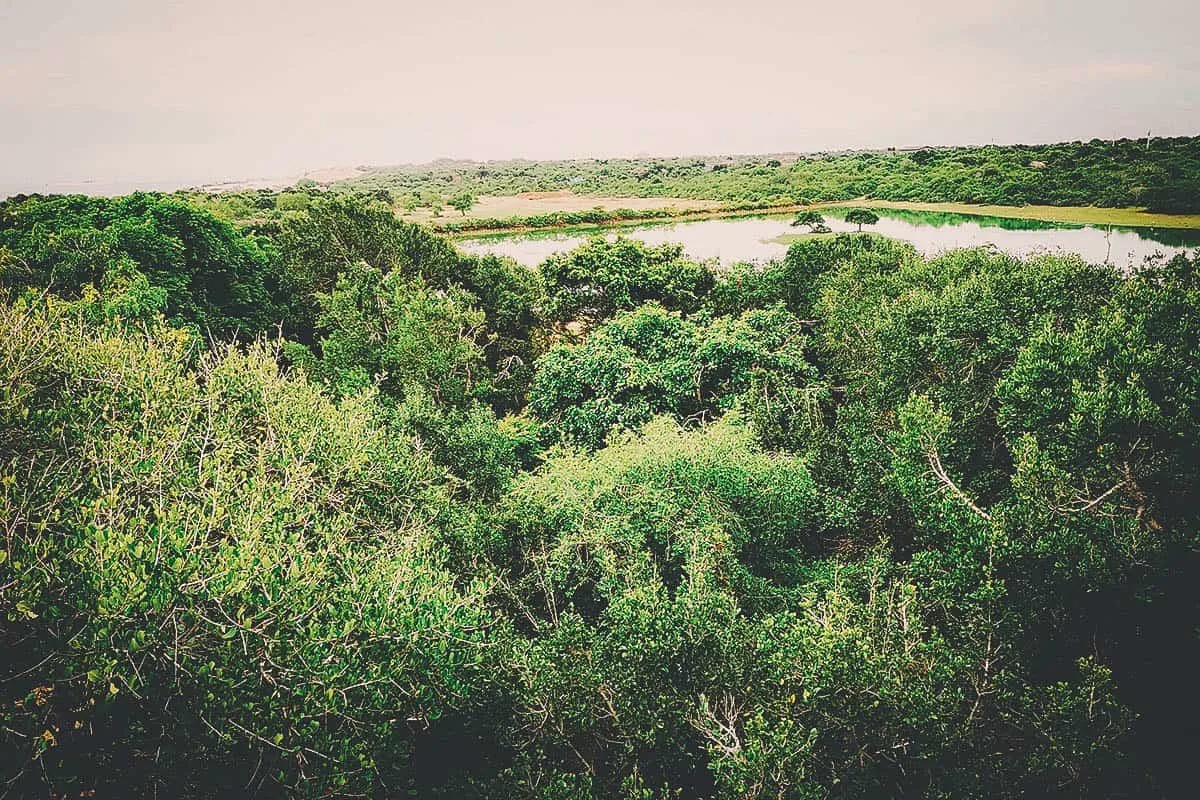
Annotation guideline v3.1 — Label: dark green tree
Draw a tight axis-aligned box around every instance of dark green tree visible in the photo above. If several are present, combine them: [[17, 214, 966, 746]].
[[0, 193, 278, 337], [844, 207, 880, 232], [538, 236, 714, 326], [791, 209, 829, 233], [528, 302, 819, 448]]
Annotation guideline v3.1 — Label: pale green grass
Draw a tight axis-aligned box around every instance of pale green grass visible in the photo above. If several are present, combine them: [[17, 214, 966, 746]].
[[817, 200, 1200, 230], [765, 232, 836, 245]]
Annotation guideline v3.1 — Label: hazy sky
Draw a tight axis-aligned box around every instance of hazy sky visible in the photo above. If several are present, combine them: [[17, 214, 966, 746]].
[[2, 0, 1199, 192]]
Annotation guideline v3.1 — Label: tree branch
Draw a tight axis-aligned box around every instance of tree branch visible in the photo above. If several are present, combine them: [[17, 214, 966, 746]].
[[926, 448, 991, 521]]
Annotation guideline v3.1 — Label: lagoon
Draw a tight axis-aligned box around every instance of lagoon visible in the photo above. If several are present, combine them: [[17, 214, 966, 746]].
[[457, 208, 1200, 268]]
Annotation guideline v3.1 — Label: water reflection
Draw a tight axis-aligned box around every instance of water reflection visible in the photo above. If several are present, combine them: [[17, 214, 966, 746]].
[[457, 209, 1200, 268]]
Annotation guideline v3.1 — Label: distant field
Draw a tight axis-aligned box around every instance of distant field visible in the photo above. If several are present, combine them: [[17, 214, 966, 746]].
[[826, 200, 1200, 230], [398, 190, 720, 224]]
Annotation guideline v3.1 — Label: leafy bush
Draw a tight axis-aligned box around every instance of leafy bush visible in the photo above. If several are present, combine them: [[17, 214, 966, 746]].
[[539, 237, 715, 326], [0, 298, 508, 797], [529, 303, 819, 449], [0, 193, 278, 336]]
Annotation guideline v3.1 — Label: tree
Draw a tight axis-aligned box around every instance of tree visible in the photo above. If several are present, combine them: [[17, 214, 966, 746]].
[[290, 262, 489, 407], [791, 209, 829, 233], [529, 302, 818, 449], [844, 208, 880, 232], [276, 195, 465, 339], [449, 192, 476, 216], [0, 193, 277, 337], [539, 236, 714, 326]]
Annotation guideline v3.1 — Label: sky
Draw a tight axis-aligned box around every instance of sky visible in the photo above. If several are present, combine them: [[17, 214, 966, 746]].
[[2, 0, 1199, 194]]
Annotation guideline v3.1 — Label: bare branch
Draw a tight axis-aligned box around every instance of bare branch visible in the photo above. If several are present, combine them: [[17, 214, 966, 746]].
[[926, 448, 991, 521]]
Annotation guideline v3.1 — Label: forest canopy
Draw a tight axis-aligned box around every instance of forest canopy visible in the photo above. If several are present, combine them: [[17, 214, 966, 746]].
[[1, 190, 1198, 800]]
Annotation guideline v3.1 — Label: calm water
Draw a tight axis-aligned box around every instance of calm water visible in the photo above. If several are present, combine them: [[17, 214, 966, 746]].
[[457, 209, 1200, 268]]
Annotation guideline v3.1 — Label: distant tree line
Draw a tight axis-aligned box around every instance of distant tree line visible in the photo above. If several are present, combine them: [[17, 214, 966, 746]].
[[331, 136, 1200, 213]]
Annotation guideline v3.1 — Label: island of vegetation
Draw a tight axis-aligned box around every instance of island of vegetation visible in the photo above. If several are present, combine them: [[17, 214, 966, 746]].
[[1, 163, 1198, 799]]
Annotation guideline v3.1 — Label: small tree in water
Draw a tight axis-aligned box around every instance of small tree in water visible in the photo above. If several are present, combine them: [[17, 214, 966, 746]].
[[791, 210, 830, 234], [844, 208, 880, 232]]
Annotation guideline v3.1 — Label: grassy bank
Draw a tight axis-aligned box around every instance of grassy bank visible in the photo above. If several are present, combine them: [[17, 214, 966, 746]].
[[822, 200, 1200, 229], [444, 198, 1200, 237], [765, 231, 839, 246], [437, 201, 808, 235], [399, 191, 720, 225]]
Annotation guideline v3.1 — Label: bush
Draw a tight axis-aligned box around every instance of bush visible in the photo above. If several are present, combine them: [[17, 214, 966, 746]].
[[0, 298, 509, 797], [539, 237, 714, 326]]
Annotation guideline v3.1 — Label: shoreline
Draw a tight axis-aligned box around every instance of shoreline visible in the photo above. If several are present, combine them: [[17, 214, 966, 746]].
[[442, 200, 1200, 238], [440, 203, 807, 238]]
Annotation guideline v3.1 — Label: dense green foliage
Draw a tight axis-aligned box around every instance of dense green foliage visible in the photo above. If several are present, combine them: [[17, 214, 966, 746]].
[[529, 303, 818, 449], [791, 210, 829, 233], [2, 191, 1198, 799], [0, 193, 279, 337], [336, 137, 1200, 212], [842, 208, 880, 232], [538, 237, 713, 326]]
